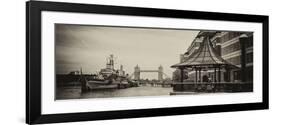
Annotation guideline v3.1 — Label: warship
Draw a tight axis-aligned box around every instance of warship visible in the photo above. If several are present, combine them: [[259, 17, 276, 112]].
[[80, 55, 138, 92]]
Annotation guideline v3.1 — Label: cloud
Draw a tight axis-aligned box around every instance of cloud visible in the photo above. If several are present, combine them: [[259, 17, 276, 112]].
[[55, 24, 199, 79]]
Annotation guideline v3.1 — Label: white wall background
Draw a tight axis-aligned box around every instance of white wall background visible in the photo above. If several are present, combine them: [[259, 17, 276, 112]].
[[0, 0, 279, 125]]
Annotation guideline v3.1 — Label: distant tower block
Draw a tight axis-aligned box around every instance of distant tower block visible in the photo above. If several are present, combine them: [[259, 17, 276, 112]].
[[180, 54, 184, 63], [158, 65, 163, 81], [134, 65, 140, 80]]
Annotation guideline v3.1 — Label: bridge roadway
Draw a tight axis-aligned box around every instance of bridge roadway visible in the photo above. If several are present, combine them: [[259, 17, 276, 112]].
[[139, 70, 160, 72]]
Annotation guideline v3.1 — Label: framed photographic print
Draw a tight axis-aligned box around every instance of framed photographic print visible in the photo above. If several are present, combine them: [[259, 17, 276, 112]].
[[26, 1, 269, 124]]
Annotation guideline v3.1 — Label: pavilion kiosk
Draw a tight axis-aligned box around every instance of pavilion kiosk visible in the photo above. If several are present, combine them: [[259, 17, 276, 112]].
[[170, 31, 252, 94]]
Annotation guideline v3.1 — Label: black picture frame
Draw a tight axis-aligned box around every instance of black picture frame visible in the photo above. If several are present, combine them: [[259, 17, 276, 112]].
[[26, 1, 269, 124]]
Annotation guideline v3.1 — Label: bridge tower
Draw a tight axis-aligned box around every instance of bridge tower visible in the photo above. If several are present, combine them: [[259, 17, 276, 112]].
[[158, 65, 163, 81], [134, 65, 140, 80]]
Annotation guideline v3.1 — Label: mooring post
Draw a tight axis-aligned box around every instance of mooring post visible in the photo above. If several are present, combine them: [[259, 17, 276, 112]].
[[80, 67, 88, 93], [81, 77, 88, 93]]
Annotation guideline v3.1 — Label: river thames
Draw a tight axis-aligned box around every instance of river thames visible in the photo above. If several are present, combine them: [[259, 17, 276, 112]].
[[56, 85, 173, 100]]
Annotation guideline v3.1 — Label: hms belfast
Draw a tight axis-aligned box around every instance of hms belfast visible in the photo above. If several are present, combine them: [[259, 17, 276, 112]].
[[80, 54, 138, 92]]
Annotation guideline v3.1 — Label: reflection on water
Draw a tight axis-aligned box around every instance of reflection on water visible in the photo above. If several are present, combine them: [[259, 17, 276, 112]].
[[56, 86, 173, 100]]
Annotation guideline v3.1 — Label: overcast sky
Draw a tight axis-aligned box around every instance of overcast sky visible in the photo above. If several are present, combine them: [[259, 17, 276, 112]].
[[55, 24, 199, 79]]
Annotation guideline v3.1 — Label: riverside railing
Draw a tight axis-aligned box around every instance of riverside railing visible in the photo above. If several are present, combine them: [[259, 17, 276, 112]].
[[172, 82, 253, 92]]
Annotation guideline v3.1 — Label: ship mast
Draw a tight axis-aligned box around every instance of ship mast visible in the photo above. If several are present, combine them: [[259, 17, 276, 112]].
[[106, 54, 115, 70]]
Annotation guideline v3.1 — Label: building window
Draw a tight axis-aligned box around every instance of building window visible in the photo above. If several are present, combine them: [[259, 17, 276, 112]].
[[222, 42, 241, 55], [221, 32, 241, 43], [226, 56, 241, 65], [215, 37, 221, 43], [246, 52, 253, 63], [245, 36, 253, 48], [224, 72, 230, 82], [233, 70, 241, 80]]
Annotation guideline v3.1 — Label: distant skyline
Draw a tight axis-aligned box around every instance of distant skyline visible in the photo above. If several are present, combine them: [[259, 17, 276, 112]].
[[55, 24, 199, 79]]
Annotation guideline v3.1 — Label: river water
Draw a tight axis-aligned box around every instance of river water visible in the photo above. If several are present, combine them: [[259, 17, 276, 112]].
[[56, 85, 173, 100]]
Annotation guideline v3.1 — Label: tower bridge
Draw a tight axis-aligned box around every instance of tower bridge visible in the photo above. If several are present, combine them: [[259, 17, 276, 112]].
[[133, 65, 168, 81]]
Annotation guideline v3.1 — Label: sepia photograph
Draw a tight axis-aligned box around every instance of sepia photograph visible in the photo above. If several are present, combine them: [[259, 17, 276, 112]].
[[55, 24, 253, 100], [26, 2, 269, 124]]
